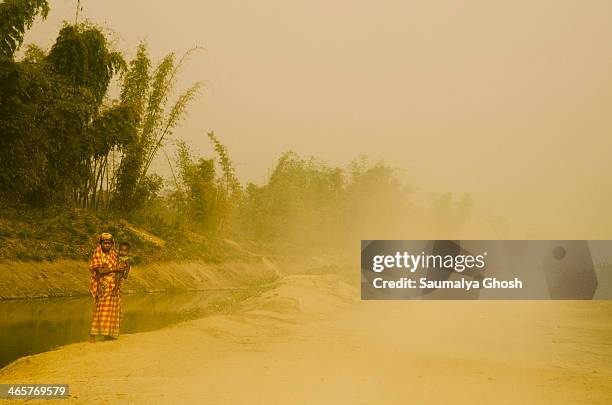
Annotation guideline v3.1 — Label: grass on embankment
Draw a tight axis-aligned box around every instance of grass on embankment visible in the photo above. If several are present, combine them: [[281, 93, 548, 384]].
[[0, 207, 249, 265]]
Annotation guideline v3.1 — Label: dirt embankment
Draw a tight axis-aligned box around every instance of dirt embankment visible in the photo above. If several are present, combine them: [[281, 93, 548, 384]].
[[0, 258, 280, 300]]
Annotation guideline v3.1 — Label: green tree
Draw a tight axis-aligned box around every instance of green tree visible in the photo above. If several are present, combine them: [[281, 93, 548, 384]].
[[171, 135, 239, 234], [0, 3, 201, 213], [113, 44, 203, 211], [238, 151, 345, 250], [0, 0, 49, 58], [0, 21, 130, 207], [174, 140, 218, 230]]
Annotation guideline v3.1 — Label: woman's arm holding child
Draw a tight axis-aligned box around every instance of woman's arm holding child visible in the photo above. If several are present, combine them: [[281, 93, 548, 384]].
[[97, 262, 127, 275]]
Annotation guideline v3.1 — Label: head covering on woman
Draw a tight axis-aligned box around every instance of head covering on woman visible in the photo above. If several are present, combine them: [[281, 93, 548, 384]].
[[99, 232, 114, 243]]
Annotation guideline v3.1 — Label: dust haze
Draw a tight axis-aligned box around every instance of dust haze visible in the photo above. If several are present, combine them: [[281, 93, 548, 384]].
[[23, 0, 612, 239]]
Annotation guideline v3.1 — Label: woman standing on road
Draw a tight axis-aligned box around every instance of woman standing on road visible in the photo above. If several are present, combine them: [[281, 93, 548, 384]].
[[88, 232, 126, 342]]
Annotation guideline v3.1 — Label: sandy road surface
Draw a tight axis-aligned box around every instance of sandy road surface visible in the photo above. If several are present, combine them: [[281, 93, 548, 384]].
[[1, 274, 611, 404]]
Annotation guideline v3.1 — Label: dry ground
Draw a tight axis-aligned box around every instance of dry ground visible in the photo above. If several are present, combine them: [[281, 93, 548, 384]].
[[1, 274, 610, 404]]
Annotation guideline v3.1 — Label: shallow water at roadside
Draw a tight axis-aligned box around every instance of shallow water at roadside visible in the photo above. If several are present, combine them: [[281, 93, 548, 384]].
[[0, 289, 249, 369]]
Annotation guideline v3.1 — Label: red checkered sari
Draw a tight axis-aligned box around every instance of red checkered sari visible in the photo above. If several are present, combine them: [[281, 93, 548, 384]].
[[89, 244, 122, 337]]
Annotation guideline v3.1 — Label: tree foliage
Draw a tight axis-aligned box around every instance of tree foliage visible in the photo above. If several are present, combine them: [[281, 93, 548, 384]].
[[0, 0, 49, 58], [0, 19, 131, 207], [113, 44, 203, 210], [0, 6, 200, 212], [233, 152, 472, 253], [207, 131, 241, 198], [47, 24, 125, 105], [170, 134, 240, 234], [173, 140, 218, 230]]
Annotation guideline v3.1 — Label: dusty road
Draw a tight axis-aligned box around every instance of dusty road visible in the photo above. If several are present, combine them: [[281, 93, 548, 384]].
[[1, 274, 610, 404]]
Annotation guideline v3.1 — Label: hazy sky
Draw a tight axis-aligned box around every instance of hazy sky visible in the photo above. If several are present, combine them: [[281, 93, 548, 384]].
[[23, 0, 612, 237]]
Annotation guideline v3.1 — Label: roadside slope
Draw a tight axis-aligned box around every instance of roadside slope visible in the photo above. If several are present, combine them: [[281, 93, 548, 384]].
[[0, 258, 278, 300]]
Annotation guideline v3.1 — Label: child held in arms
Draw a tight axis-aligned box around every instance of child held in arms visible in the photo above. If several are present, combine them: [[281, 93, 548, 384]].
[[112, 242, 131, 296]]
